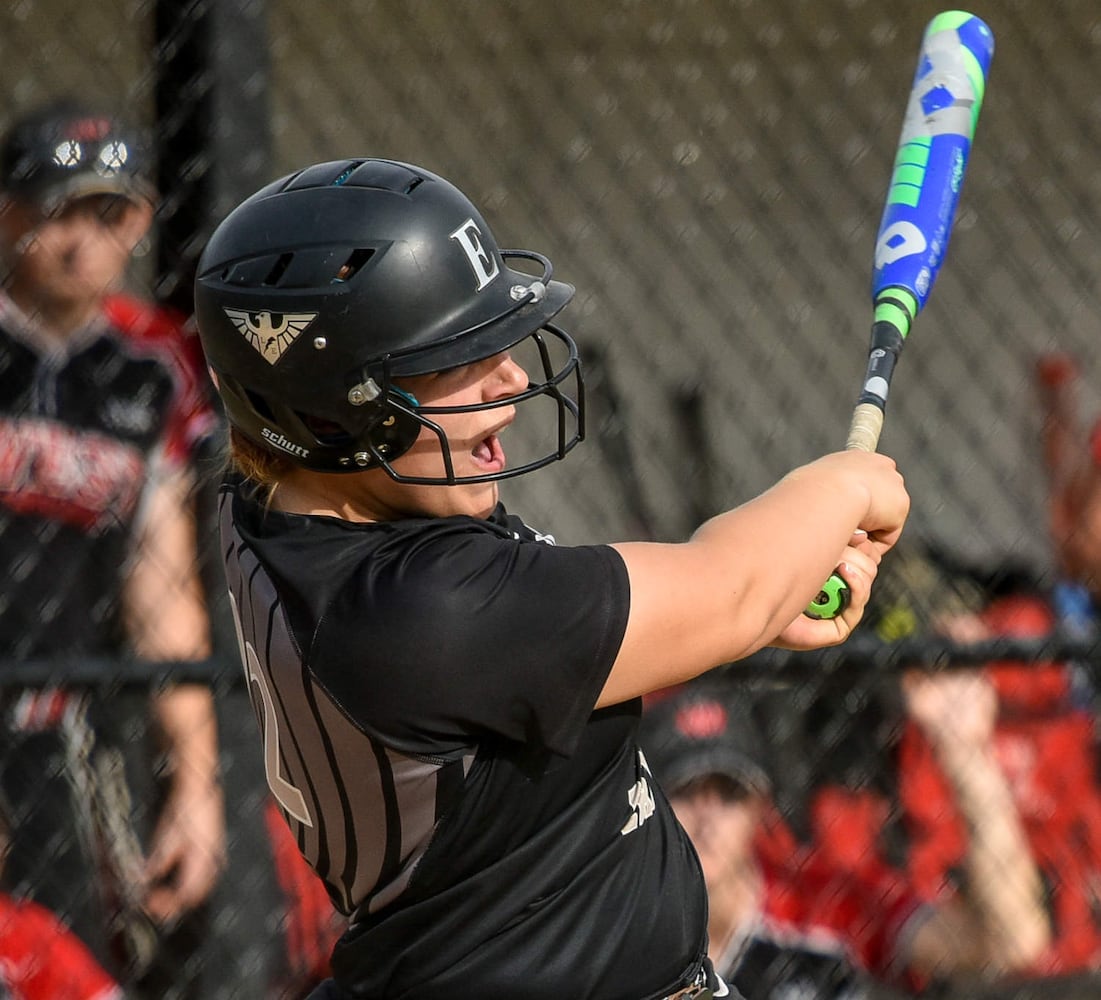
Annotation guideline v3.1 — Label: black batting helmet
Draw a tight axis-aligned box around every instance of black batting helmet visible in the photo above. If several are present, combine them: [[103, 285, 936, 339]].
[[194, 158, 584, 482]]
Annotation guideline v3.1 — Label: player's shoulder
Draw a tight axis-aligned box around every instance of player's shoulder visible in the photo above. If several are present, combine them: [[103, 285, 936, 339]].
[[230, 494, 571, 626], [351, 504, 555, 561], [101, 293, 215, 423], [100, 293, 200, 373], [361, 510, 527, 589], [103, 292, 187, 342]]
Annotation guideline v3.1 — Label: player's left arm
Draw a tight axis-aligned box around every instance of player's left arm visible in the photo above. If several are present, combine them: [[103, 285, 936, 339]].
[[122, 466, 226, 922]]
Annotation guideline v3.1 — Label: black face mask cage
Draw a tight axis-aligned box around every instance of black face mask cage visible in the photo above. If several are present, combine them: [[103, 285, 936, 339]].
[[367, 323, 585, 486]]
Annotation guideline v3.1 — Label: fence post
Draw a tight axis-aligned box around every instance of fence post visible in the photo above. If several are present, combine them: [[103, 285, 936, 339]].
[[152, 0, 272, 316]]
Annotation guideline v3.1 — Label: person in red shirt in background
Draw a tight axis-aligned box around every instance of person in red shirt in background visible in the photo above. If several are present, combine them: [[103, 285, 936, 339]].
[[639, 678, 1049, 999], [813, 534, 1101, 979], [832, 354, 1101, 979], [0, 792, 122, 1000], [0, 96, 343, 998], [897, 597, 1101, 974], [0, 96, 224, 990]]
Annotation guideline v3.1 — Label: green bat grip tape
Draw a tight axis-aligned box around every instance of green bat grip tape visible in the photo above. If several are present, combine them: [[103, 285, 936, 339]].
[[805, 572, 851, 620]]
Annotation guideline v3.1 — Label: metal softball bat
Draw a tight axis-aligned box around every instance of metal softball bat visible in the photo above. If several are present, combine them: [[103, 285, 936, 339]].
[[805, 10, 994, 620]]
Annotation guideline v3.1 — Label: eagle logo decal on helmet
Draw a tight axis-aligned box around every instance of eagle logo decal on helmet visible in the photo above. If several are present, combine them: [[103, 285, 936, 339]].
[[224, 308, 318, 365]]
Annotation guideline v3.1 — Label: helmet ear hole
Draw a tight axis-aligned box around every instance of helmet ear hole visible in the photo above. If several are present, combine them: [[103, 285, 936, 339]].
[[301, 401, 420, 464], [367, 397, 422, 463]]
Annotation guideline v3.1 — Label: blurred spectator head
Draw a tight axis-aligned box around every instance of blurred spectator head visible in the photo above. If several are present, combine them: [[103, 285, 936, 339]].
[[0, 98, 156, 316], [0, 97, 154, 214], [641, 683, 772, 888], [641, 684, 771, 801]]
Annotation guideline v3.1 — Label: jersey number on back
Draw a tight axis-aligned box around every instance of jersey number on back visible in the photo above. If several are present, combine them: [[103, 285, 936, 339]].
[[228, 592, 314, 827]]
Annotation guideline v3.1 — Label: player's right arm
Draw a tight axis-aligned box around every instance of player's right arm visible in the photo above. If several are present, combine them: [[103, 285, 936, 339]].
[[598, 450, 908, 708], [122, 468, 225, 922]]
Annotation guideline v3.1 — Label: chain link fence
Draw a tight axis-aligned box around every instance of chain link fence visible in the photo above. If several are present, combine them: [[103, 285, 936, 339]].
[[4, 0, 1101, 996]]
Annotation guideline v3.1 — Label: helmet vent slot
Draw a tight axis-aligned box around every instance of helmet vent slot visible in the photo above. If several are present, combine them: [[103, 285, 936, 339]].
[[263, 253, 294, 286], [345, 160, 424, 195], [332, 248, 374, 283], [331, 163, 362, 186], [244, 388, 276, 422]]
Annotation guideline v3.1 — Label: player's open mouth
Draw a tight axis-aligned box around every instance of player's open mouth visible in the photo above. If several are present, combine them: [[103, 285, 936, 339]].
[[471, 432, 506, 472]]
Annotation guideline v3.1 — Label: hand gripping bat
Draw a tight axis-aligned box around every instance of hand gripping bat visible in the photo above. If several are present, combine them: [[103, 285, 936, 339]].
[[805, 11, 995, 619]]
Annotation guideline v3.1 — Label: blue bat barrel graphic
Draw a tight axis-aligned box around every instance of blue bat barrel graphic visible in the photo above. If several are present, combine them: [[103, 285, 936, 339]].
[[872, 12, 995, 317]]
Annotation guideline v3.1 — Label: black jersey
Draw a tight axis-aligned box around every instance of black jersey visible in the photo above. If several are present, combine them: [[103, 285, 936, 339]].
[[220, 481, 712, 999]]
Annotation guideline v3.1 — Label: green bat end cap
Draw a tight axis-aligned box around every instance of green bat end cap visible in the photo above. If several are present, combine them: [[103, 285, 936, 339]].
[[928, 11, 976, 33], [805, 573, 851, 620]]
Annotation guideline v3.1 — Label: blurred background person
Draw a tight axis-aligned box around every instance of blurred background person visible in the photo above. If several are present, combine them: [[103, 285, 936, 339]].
[[812, 542, 1101, 978], [0, 97, 224, 995], [0, 789, 123, 1000], [640, 677, 1050, 999], [0, 93, 346, 1000]]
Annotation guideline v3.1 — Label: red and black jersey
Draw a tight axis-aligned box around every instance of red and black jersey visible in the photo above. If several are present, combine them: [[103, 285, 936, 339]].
[[721, 805, 927, 998], [0, 891, 122, 1000], [0, 292, 215, 659], [221, 481, 714, 999]]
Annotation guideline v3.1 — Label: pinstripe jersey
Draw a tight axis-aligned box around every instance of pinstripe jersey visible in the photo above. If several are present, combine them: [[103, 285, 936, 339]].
[[219, 479, 713, 999]]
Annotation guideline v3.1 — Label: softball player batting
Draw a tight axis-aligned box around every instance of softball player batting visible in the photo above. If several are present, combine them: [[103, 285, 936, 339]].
[[193, 159, 908, 999]]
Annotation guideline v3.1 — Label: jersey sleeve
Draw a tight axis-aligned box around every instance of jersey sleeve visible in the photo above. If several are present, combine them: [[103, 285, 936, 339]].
[[105, 294, 218, 468], [310, 521, 631, 759]]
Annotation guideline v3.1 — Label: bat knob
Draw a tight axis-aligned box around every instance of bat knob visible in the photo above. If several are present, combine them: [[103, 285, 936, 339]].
[[804, 572, 851, 620]]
